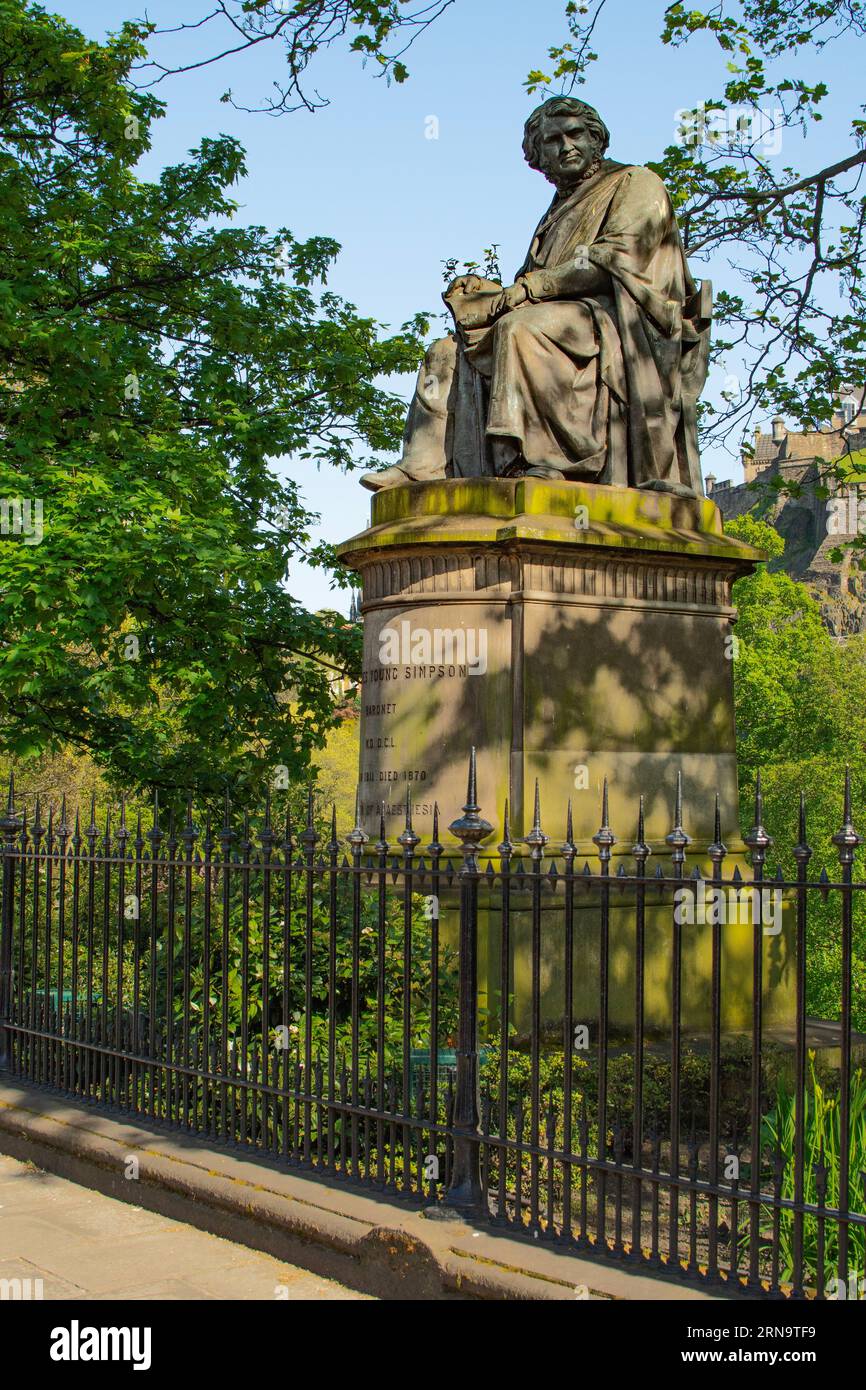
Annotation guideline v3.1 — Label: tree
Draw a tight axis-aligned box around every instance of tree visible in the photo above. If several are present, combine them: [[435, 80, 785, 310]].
[[725, 514, 866, 1027], [134, 0, 457, 115], [0, 0, 427, 801]]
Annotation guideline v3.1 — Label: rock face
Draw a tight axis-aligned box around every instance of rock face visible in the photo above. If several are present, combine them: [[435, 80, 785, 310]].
[[710, 447, 866, 638]]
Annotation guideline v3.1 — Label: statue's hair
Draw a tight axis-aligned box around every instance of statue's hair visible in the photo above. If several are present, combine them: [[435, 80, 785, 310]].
[[522, 97, 610, 171]]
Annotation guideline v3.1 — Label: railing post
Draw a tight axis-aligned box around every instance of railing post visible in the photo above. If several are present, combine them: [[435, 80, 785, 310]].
[[447, 749, 492, 1212], [0, 775, 21, 1072]]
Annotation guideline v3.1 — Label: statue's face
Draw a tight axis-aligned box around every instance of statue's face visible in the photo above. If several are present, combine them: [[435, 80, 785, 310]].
[[537, 113, 600, 187]]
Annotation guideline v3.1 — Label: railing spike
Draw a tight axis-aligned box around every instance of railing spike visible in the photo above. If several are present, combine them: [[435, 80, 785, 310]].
[[524, 780, 549, 859], [464, 745, 480, 812], [794, 791, 812, 865], [665, 769, 691, 869], [708, 791, 726, 864], [743, 773, 772, 863], [348, 787, 369, 850], [117, 794, 131, 845], [632, 793, 651, 866], [844, 764, 853, 823], [398, 789, 420, 853], [449, 751, 493, 870], [592, 778, 616, 864], [428, 802, 443, 860], [562, 798, 576, 861], [832, 764, 860, 861], [499, 797, 514, 858], [376, 801, 388, 855]]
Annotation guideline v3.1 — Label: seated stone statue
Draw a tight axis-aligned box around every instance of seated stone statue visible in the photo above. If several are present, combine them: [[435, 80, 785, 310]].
[[362, 96, 711, 497]]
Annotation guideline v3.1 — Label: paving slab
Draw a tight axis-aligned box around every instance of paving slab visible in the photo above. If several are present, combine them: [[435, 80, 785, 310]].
[[0, 1078, 742, 1301], [0, 1151, 370, 1301]]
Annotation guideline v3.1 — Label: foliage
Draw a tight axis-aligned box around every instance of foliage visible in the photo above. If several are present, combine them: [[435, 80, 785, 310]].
[[0, 0, 427, 800], [725, 514, 866, 1030], [759, 1053, 866, 1283], [133, 0, 458, 115]]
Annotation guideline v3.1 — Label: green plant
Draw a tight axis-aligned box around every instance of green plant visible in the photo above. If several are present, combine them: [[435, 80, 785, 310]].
[[759, 1053, 866, 1285]]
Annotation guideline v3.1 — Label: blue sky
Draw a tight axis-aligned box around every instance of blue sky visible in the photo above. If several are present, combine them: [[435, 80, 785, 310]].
[[59, 0, 860, 610]]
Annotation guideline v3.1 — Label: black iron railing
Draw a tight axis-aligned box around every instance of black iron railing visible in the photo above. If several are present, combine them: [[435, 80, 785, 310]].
[[0, 751, 864, 1298]]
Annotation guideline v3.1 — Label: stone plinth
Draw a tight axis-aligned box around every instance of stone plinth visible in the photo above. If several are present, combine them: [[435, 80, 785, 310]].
[[338, 477, 762, 855], [338, 479, 793, 1032]]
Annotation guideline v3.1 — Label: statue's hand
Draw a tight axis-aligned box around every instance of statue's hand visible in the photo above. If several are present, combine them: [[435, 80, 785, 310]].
[[487, 280, 530, 320], [447, 274, 489, 296]]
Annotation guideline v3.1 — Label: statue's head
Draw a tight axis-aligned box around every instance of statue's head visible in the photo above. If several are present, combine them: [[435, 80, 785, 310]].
[[523, 97, 610, 189]]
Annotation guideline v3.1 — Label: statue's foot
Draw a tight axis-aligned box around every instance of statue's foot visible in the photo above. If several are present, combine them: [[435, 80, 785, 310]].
[[637, 479, 698, 499], [524, 465, 565, 480], [360, 465, 412, 492]]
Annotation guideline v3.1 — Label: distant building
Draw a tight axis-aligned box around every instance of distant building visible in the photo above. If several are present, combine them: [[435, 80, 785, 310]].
[[708, 388, 866, 636]]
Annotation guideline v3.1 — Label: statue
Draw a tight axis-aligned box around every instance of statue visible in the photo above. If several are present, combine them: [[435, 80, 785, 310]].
[[361, 97, 711, 497]]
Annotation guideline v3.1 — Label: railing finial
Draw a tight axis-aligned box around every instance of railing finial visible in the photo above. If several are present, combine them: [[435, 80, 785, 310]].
[[832, 764, 860, 862], [398, 787, 420, 854], [665, 770, 691, 869], [524, 778, 549, 860], [632, 793, 651, 866], [449, 748, 492, 869], [592, 777, 616, 863], [348, 786, 369, 850]]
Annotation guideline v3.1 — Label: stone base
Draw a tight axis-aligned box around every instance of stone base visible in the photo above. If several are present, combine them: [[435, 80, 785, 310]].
[[338, 477, 762, 854], [338, 478, 793, 1032]]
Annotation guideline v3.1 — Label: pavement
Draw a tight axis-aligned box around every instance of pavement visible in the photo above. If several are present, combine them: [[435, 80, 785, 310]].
[[0, 1152, 370, 1301], [0, 1078, 739, 1301]]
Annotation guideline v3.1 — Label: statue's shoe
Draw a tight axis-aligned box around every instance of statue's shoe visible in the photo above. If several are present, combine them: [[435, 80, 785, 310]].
[[360, 465, 412, 492], [523, 465, 565, 480], [637, 478, 698, 499]]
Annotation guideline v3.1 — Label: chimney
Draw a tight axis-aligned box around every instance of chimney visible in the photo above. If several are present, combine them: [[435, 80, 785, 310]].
[[772, 416, 786, 443]]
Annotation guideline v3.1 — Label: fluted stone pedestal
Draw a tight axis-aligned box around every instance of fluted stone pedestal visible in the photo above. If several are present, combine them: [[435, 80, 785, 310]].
[[338, 478, 793, 1032]]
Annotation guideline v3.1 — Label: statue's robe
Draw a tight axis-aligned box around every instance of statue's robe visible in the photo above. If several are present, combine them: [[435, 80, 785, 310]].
[[398, 159, 710, 491]]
